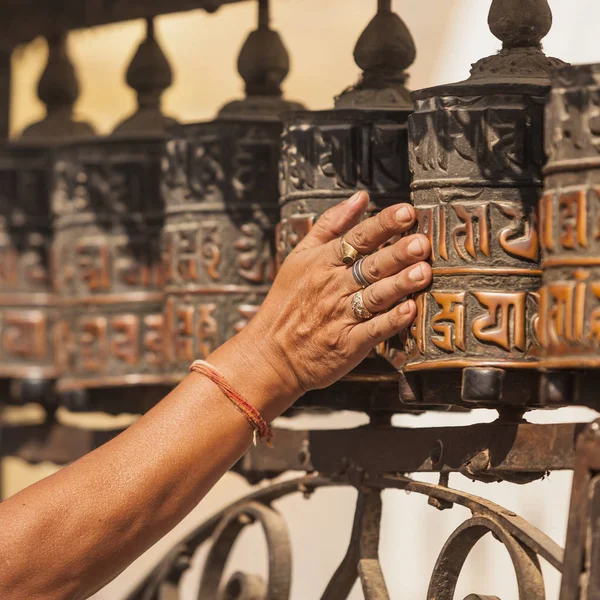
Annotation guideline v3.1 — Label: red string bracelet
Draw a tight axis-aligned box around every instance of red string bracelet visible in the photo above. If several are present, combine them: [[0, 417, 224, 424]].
[[189, 360, 273, 447]]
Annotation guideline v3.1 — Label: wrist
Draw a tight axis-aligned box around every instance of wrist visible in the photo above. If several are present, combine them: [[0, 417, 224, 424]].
[[206, 321, 302, 422]]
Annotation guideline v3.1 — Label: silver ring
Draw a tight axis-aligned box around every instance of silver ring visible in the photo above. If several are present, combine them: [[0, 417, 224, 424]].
[[352, 257, 371, 288]]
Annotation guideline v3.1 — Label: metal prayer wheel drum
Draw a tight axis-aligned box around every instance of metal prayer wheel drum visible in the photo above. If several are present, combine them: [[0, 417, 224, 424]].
[[52, 136, 169, 414], [538, 64, 600, 408], [0, 145, 57, 403], [278, 109, 412, 412], [161, 121, 280, 378], [404, 1, 564, 409]]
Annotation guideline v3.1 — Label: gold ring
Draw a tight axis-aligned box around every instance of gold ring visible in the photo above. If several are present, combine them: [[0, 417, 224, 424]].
[[340, 236, 361, 266], [351, 290, 374, 320]]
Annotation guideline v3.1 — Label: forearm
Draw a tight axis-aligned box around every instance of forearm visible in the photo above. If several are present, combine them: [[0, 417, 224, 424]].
[[0, 327, 297, 600]]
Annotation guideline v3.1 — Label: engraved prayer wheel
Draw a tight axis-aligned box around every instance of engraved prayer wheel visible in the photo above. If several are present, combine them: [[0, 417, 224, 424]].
[[0, 33, 94, 406], [278, 0, 421, 413], [161, 0, 303, 382], [53, 19, 175, 413], [404, 0, 565, 408], [0, 145, 56, 403], [52, 136, 169, 413], [538, 64, 600, 408]]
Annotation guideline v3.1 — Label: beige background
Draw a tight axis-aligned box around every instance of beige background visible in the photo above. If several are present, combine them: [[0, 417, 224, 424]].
[[5, 0, 600, 598]]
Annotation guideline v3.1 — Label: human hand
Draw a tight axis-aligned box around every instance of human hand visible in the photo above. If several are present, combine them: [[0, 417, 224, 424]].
[[232, 191, 431, 412]]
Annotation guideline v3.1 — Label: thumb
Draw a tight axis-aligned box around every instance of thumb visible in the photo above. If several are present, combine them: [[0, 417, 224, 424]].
[[299, 191, 370, 249]]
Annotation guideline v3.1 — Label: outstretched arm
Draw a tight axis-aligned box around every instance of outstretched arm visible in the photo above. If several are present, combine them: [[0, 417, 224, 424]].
[[0, 192, 432, 600]]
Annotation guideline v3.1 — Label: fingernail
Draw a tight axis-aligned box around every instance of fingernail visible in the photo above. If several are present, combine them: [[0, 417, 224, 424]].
[[395, 205, 412, 223], [400, 300, 415, 315], [407, 237, 424, 256], [409, 264, 426, 282], [349, 191, 366, 205]]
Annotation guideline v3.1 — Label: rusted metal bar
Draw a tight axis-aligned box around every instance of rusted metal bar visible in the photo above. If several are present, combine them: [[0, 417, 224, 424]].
[[235, 422, 585, 484], [559, 419, 600, 600], [0, 0, 248, 47], [0, 421, 585, 477]]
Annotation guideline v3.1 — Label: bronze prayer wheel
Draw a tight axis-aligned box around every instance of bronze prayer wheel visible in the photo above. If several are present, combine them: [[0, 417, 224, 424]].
[[52, 136, 169, 413], [161, 0, 302, 382], [0, 33, 95, 406], [538, 64, 600, 408], [278, 109, 413, 412], [0, 144, 57, 403], [277, 1, 425, 414], [404, 0, 564, 408], [161, 120, 282, 379], [52, 19, 177, 414]]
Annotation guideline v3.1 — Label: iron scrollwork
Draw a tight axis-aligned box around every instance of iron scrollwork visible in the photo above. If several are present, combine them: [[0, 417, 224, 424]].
[[125, 472, 565, 600]]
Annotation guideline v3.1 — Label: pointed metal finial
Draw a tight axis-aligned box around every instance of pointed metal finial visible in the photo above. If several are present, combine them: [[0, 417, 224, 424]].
[[114, 18, 176, 134], [335, 0, 416, 109], [21, 33, 95, 140], [469, 0, 564, 82], [218, 0, 304, 119]]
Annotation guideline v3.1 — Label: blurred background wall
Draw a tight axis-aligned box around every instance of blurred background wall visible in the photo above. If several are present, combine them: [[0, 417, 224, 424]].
[[5, 0, 600, 598]]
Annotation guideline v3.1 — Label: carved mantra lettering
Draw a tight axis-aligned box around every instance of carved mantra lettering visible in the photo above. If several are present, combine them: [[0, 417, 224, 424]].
[[408, 290, 537, 360], [410, 101, 538, 178], [539, 273, 600, 350], [57, 237, 162, 294], [67, 313, 163, 374], [540, 187, 600, 256], [415, 201, 539, 265], [276, 214, 315, 269], [281, 121, 410, 194], [0, 310, 47, 360], [164, 300, 262, 368]]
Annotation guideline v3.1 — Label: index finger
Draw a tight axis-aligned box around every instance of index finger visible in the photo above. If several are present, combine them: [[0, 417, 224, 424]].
[[341, 203, 415, 258]]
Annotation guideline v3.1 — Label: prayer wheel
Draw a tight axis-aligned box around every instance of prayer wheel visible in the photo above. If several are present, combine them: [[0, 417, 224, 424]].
[[278, 0, 419, 413], [0, 33, 94, 406], [538, 64, 600, 408], [404, 0, 564, 408], [161, 0, 303, 382], [53, 20, 175, 413]]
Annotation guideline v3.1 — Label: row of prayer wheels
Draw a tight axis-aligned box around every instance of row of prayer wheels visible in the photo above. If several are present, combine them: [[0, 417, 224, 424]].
[[2, 0, 600, 416]]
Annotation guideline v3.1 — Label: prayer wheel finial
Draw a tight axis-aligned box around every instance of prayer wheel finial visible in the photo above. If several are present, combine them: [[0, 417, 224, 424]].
[[114, 18, 176, 134], [218, 0, 304, 119], [489, 0, 552, 49], [469, 0, 563, 82], [335, 0, 416, 109], [22, 33, 94, 139]]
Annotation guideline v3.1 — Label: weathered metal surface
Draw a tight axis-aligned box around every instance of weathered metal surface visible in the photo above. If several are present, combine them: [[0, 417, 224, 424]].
[[538, 64, 600, 411], [52, 135, 170, 413], [233, 421, 582, 484], [126, 475, 334, 600], [277, 109, 409, 412], [0, 146, 56, 394], [162, 0, 303, 381], [404, 0, 565, 408], [197, 501, 292, 599], [125, 471, 565, 600], [51, 21, 177, 413], [322, 490, 389, 600], [0, 0, 248, 48], [161, 120, 280, 379], [334, 0, 414, 110], [0, 34, 94, 407], [427, 515, 545, 600], [559, 419, 600, 600]]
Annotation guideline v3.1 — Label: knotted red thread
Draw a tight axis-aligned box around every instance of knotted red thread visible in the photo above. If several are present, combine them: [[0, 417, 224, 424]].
[[189, 360, 273, 446]]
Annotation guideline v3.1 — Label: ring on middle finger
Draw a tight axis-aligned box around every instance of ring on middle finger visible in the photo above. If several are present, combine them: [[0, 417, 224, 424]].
[[352, 256, 371, 288]]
